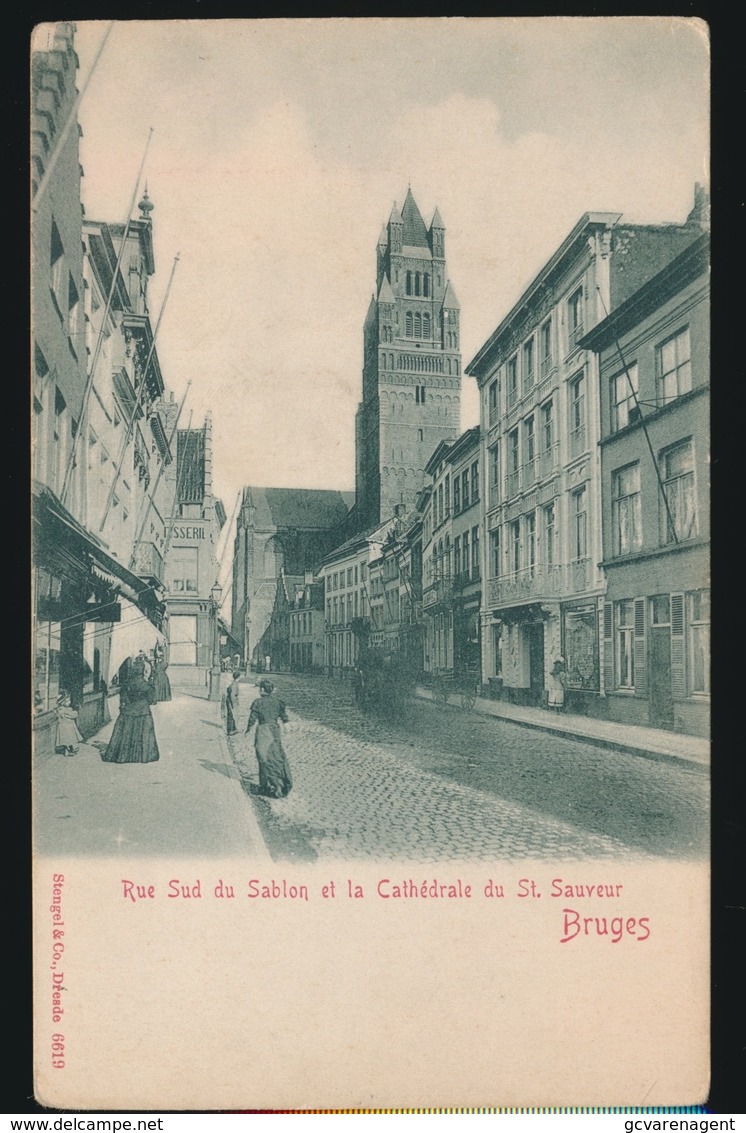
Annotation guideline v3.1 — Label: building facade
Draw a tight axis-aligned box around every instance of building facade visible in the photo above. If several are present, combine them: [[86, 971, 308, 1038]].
[[467, 207, 704, 710], [231, 488, 353, 670], [421, 427, 482, 678], [355, 188, 462, 528], [582, 230, 709, 736], [288, 577, 326, 674], [318, 521, 392, 675], [32, 24, 172, 754], [162, 414, 226, 685]]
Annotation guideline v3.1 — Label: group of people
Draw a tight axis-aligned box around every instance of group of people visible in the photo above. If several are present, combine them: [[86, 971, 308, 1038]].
[[225, 673, 293, 799]]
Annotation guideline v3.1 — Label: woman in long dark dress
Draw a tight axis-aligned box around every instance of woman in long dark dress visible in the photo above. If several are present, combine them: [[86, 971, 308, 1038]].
[[246, 679, 292, 798], [152, 647, 172, 702], [102, 659, 160, 764]]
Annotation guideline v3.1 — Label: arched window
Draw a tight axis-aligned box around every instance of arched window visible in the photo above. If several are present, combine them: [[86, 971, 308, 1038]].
[[423, 273, 430, 297], [389, 353, 394, 369], [405, 312, 413, 337], [415, 272, 421, 296], [423, 313, 431, 338], [446, 358, 452, 375], [406, 272, 412, 296], [414, 312, 422, 338]]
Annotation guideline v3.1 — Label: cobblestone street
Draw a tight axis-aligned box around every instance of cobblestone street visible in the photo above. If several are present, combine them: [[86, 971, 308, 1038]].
[[228, 674, 709, 863]]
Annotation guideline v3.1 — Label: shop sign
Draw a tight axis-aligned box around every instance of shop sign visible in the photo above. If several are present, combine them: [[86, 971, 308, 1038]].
[[169, 524, 206, 541]]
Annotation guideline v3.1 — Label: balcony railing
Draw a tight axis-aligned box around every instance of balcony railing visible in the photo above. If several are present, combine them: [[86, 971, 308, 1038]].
[[132, 541, 164, 583], [485, 557, 593, 607], [423, 577, 454, 609]]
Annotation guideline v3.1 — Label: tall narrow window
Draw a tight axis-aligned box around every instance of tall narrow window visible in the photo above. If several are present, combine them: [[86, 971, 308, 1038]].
[[523, 416, 536, 486], [414, 312, 422, 338], [544, 503, 556, 566], [405, 311, 413, 337], [526, 512, 536, 578], [453, 475, 460, 515], [488, 379, 499, 425], [471, 460, 480, 502], [462, 530, 470, 580], [414, 272, 421, 296], [454, 536, 461, 578], [540, 318, 553, 378], [509, 520, 521, 576], [488, 443, 500, 506], [490, 528, 500, 578], [611, 365, 640, 432], [569, 374, 586, 456], [423, 312, 431, 338], [656, 327, 692, 402], [444, 474, 450, 517], [571, 486, 588, 560], [660, 439, 696, 543], [471, 526, 480, 580], [688, 589, 710, 694], [522, 337, 535, 395], [507, 356, 518, 408], [507, 429, 519, 496], [540, 400, 554, 476], [406, 272, 412, 296], [423, 273, 430, 297], [461, 467, 470, 510], [612, 463, 642, 555], [616, 600, 635, 689], [567, 287, 584, 351]]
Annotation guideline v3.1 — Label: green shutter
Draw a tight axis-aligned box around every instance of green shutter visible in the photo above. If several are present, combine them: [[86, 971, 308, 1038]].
[[671, 593, 686, 698], [634, 597, 647, 695]]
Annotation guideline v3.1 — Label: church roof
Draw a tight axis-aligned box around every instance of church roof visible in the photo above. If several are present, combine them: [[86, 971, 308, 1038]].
[[241, 487, 354, 533], [443, 279, 460, 309], [430, 206, 444, 229], [378, 224, 388, 247], [377, 275, 395, 303], [401, 187, 429, 248]]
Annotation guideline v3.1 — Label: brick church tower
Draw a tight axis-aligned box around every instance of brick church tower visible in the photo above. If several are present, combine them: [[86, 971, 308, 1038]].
[[355, 188, 462, 527]]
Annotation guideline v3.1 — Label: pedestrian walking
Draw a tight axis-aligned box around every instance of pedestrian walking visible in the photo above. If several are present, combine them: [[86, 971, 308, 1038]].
[[225, 669, 241, 735], [264, 654, 271, 673], [55, 691, 82, 755], [152, 645, 172, 702], [547, 657, 566, 712], [101, 658, 160, 764], [246, 678, 292, 798]]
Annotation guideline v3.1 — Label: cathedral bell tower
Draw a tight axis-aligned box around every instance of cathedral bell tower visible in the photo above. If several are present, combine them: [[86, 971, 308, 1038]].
[[355, 188, 462, 527]]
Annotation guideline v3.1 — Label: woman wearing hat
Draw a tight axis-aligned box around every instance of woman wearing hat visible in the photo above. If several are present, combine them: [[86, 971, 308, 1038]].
[[101, 658, 160, 764], [245, 679, 292, 798]]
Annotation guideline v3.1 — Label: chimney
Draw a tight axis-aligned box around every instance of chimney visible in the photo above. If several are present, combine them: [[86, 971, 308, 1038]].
[[686, 182, 710, 229]]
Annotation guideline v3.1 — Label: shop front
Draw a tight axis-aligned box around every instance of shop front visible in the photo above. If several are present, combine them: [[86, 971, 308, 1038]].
[[561, 600, 601, 714]]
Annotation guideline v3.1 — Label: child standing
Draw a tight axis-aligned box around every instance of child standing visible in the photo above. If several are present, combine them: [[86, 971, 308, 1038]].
[[55, 691, 83, 755]]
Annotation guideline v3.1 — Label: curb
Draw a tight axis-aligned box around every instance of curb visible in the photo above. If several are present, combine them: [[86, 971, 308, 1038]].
[[213, 701, 273, 862], [414, 689, 709, 773]]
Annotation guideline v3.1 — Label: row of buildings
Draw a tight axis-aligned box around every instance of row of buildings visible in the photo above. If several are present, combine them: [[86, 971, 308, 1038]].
[[32, 24, 226, 755], [231, 186, 709, 738]]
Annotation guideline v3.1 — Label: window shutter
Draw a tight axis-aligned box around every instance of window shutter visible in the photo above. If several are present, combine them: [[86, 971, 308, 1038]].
[[603, 603, 613, 694], [633, 597, 647, 695], [670, 592, 686, 698]]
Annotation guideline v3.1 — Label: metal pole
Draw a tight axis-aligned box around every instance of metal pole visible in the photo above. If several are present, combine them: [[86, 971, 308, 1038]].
[[60, 127, 155, 506], [98, 253, 179, 532]]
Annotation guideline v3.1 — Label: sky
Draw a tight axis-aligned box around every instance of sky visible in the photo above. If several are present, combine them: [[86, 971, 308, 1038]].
[[46, 17, 709, 530]]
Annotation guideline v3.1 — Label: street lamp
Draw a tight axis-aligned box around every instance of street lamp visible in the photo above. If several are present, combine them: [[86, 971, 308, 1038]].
[[208, 579, 223, 701]]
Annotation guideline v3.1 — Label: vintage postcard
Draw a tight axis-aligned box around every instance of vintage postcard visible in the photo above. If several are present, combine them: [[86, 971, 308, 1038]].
[[31, 17, 710, 1110]]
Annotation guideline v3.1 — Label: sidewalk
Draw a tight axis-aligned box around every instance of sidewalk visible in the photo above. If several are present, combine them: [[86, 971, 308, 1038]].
[[34, 690, 271, 858], [414, 686, 710, 769]]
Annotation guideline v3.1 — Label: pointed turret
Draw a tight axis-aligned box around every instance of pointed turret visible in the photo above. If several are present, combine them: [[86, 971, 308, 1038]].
[[429, 206, 445, 259], [363, 293, 377, 328], [388, 201, 403, 254], [377, 223, 388, 249], [401, 186, 429, 248], [443, 279, 460, 310]]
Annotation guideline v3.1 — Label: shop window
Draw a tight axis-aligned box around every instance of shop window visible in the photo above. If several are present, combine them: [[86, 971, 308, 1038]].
[[170, 615, 197, 666], [169, 546, 199, 593]]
